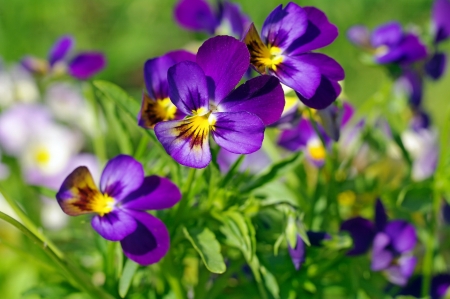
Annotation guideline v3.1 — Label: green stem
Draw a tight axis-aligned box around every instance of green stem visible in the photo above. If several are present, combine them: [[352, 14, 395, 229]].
[[170, 168, 197, 232], [85, 82, 107, 165], [0, 211, 114, 299]]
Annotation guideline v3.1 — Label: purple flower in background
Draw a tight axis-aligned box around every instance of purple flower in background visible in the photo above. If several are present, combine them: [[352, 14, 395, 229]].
[[154, 36, 284, 168], [341, 199, 417, 286], [399, 274, 450, 299], [395, 69, 424, 107], [174, 0, 250, 38], [56, 155, 181, 265], [347, 22, 427, 65], [288, 232, 330, 270], [217, 148, 271, 174], [138, 50, 196, 129], [243, 2, 344, 110], [22, 35, 106, 80]]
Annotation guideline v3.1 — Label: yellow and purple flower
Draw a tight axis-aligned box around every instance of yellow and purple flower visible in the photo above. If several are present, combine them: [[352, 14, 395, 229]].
[[56, 155, 181, 265], [138, 50, 196, 129], [243, 2, 345, 109], [21, 35, 106, 80], [174, 0, 250, 38], [341, 199, 417, 286], [154, 35, 284, 169]]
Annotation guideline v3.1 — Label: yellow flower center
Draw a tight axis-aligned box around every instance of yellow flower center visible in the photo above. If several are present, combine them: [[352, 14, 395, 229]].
[[337, 191, 356, 207], [374, 45, 389, 57], [260, 46, 284, 71], [34, 147, 51, 166], [307, 141, 326, 161], [90, 193, 115, 217], [156, 98, 177, 120]]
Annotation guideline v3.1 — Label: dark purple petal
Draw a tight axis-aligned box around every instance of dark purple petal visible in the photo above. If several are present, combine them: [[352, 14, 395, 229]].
[[340, 217, 375, 255], [211, 111, 265, 154], [347, 25, 371, 48], [68, 52, 106, 79], [154, 118, 212, 168], [433, 0, 450, 43], [278, 117, 315, 151], [375, 198, 388, 232], [371, 232, 393, 271], [431, 274, 450, 299], [291, 53, 344, 109], [384, 220, 417, 253], [218, 75, 284, 125], [307, 231, 330, 247], [396, 69, 423, 107], [91, 209, 137, 241], [167, 61, 209, 114], [370, 21, 403, 48], [100, 155, 144, 201], [144, 50, 196, 100], [196, 36, 250, 103], [174, 0, 218, 34], [341, 102, 354, 128], [271, 55, 321, 99], [376, 34, 427, 65], [287, 6, 338, 54], [425, 52, 447, 80], [122, 176, 181, 210], [120, 210, 170, 266], [410, 110, 431, 132], [443, 201, 450, 224], [48, 35, 74, 66], [288, 234, 306, 271], [261, 3, 308, 51]]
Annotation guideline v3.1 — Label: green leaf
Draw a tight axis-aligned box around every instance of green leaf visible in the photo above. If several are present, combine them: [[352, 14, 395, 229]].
[[397, 185, 432, 212], [119, 259, 140, 298], [183, 227, 226, 274], [260, 266, 280, 299], [241, 153, 302, 193], [23, 283, 77, 299], [93, 80, 140, 120]]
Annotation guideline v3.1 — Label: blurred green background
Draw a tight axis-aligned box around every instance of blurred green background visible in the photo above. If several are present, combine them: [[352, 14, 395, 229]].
[[0, 0, 449, 125]]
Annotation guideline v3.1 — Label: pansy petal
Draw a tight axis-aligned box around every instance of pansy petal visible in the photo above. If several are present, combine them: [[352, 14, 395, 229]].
[[218, 0, 250, 38], [21, 56, 49, 75], [399, 256, 417, 281], [48, 35, 74, 66], [56, 166, 102, 216], [307, 231, 331, 247], [168, 61, 209, 115], [243, 23, 271, 74], [433, 0, 450, 43], [261, 3, 308, 51], [376, 34, 427, 65], [316, 104, 342, 141], [211, 111, 264, 154], [218, 75, 284, 125], [384, 265, 409, 286], [412, 144, 438, 181], [371, 232, 393, 271], [120, 210, 170, 266], [138, 93, 179, 129], [278, 117, 315, 151], [122, 176, 181, 210], [196, 35, 250, 103], [287, 6, 338, 54], [425, 52, 447, 80], [288, 234, 305, 271], [91, 209, 137, 241], [340, 217, 375, 256], [347, 25, 371, 48], [375, 198, 388, 232], [144, 50, 196, 100], [155, 118, 211, 168], [174, 0, 218, 34], [432, 274, 450, 299], [100, 155, 144, 201], [271, 55, 321, 100], [68, 52, 106, 79], [371, 21, 403, 47], [384, 220, 417, 253]]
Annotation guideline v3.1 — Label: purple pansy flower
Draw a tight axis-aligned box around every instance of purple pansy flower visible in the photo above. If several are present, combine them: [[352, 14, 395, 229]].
[[174, 0, 250, 38], [341, 199, 417, 286], [154, 36, 284, 169], [347, 22, 427, 65], [56, 155, 181, 265], [288, 232, 330, 270], [138, 50, 196, 129], [243, 2, 345, 109], [399, 274, 450, 299], [22, 35, 106, 80]]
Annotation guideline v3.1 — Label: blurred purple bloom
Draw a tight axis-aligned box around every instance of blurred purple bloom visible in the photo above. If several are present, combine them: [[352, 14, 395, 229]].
[[217, 148, 271, 174], [138, 50, 196, 129], [154, 36, 284, 168], [341, 199, 417, 286], [425, 52, 447, 80], [400, 274, 450, 299], [432, 0, 450, 44], [56, 155, 181, 265], [243, 2, 345, 109], [288, 232, 329, 270], [21, 35, 106, 79], [174, 0, 250, 38], [395, 69, 423, 107]]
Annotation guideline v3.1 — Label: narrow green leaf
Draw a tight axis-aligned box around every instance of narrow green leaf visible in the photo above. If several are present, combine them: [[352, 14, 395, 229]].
[[260, 266, 280, 299], [217, 211, 254, 261], [397, 185, 432, 212], [241, 153, 302, 193], [93, 80, 140, 120], [183, 227, 226, 274], [119, 259, 139, 298]]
